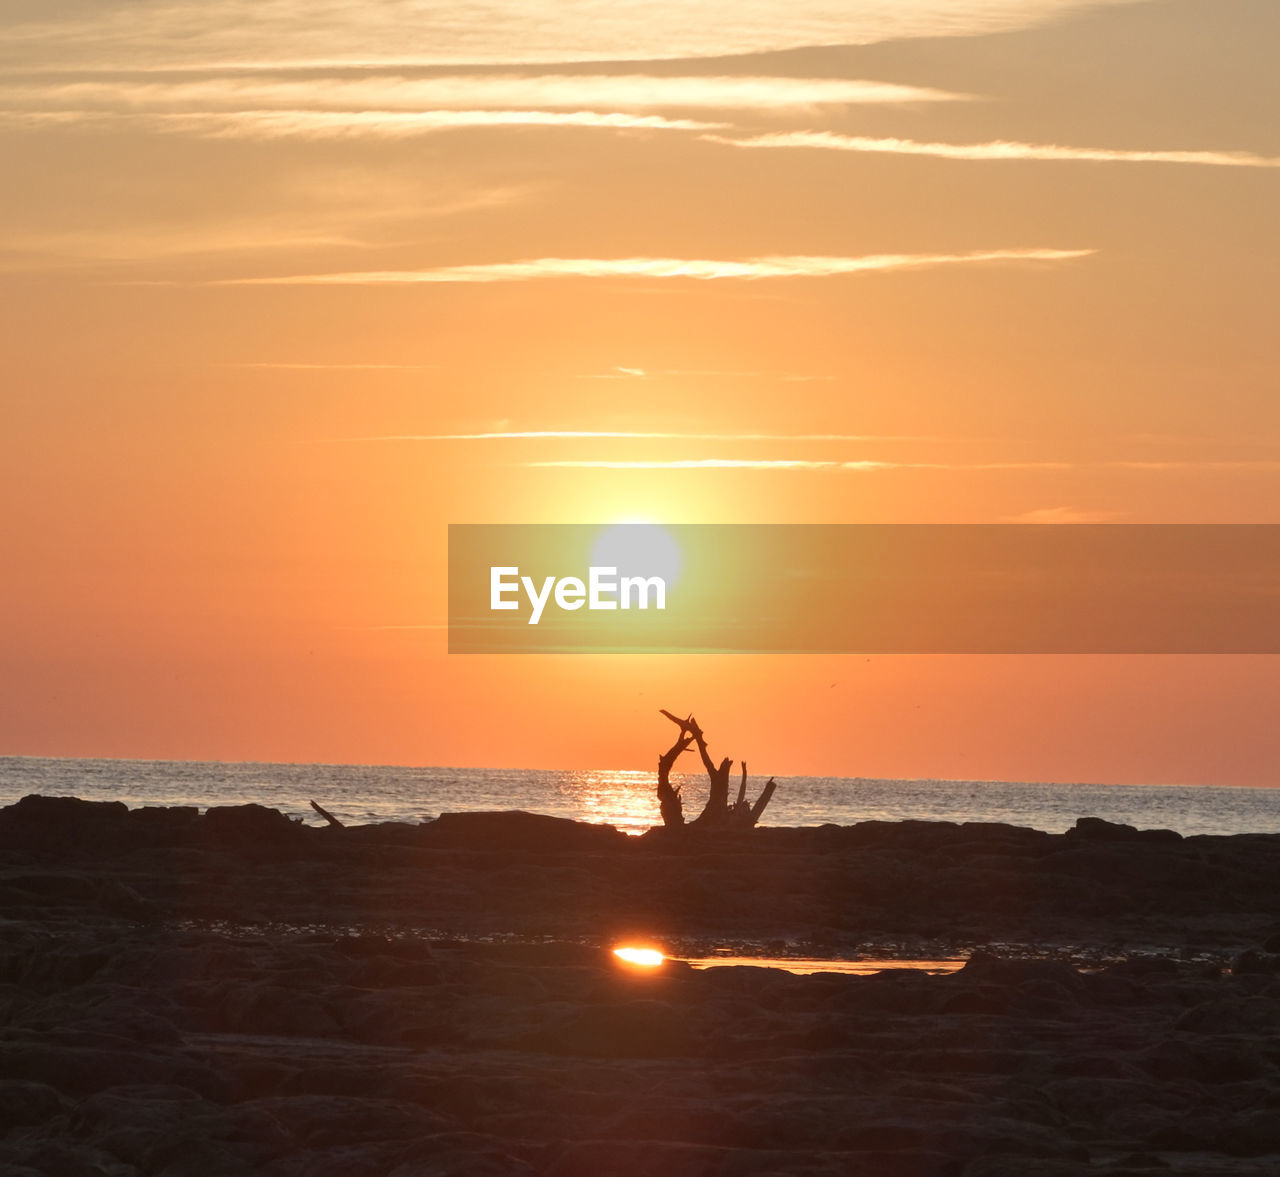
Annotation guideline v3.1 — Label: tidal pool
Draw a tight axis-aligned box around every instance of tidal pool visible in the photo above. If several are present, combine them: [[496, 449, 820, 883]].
[[681, 955, 965, 975]]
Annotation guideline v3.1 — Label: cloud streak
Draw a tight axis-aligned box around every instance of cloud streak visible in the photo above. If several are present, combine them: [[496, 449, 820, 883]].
[[0, 74, 961, 116], [0, 75, 964, 144], [0, 0, 1129, 73], [1005, 507, 1120, 523], [709, 131, 1280, 169], [215, 249, 1094, 286], [0, 109, 725, 139]]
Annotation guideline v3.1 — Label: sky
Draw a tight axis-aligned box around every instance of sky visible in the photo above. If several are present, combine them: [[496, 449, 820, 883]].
[[2, 0, 1279, 784]]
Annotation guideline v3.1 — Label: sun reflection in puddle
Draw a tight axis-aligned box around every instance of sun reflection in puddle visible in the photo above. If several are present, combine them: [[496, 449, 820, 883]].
[[613, 946, 666, 968], [611, 943, 965, 975], [683, 957, 965, 976]]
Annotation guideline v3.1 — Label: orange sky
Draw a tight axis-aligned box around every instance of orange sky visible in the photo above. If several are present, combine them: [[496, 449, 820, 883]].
[[2, 0, 1279, 784]]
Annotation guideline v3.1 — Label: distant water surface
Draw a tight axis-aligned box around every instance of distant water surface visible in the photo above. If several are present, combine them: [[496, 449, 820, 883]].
[[2, 757, 1277, 838]]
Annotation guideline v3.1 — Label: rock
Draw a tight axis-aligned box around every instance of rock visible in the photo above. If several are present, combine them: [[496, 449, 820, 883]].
[[129, 806, 201, 840], [75, 1084, 237, 1171], [200, 804, 303, 845], [1230, 949, 1280, 974], [0, 1079, 69, 1131], [0, 796, 144, 863], [234, 1095, 446, 1149], [388, 1133, 538, 1177], [1064, 817, 1181, 843], [1224, 1109, 1280, 1156], [1136, 1038, 1265, 1084], [0, 872, 152, 922], [220, 981, 342, 1038], [598, 1101, 744, 1147], [0, 1141, 121, 1177], [266, 1142, 415, 1177], [529, 999, 694, 1057], [1176, 996, 1280, 1034], [0, 794, 128, 829], [957, 953, 1086, 998], [420, 811, 628, 853], [544, 1141, 731, 1177], [962, 1162, 1085, 1177]]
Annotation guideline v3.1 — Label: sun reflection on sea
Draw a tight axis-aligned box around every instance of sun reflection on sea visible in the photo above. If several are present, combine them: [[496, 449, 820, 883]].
[[554, 769, 666, 836]]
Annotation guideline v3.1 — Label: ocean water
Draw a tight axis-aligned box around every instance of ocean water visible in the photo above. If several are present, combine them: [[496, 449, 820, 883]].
[[2, 757, 1278, 838]]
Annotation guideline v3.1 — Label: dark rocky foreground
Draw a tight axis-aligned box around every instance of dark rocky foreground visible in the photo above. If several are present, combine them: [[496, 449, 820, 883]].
[[3, 796, 1280, 1176]]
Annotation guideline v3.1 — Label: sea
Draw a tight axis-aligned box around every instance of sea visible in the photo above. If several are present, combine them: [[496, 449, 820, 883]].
[[1, 756, 1277, 839]]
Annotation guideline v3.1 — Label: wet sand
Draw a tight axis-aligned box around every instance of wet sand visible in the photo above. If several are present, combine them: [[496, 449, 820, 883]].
[[2, 796, 1279, 1175]]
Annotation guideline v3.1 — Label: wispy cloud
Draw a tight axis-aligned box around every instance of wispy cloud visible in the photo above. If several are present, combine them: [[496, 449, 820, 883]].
[[0, 109, 725, 139], [0, 0, 1127, 73], [0, 73, 965, 144], [213, 249, 1094, 286], [1005, 506, 1120, 523], [0, 75, 962, 117], [2, 225, 370, 266], [708, 131, 1280, 169]]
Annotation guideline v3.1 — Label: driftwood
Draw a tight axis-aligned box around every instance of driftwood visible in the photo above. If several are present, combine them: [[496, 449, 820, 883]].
[[309, 799, 345, 828], [656, 720, 693, 828], [656, 710, 776, 830]]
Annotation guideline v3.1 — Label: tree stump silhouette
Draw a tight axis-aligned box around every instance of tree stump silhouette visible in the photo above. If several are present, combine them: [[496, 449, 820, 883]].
[[655, 710, 776, 830]]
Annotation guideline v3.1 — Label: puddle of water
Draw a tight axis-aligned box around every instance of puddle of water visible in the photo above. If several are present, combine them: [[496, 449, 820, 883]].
[[172, 922, 1226, 978], [681, 956, 965, 976]]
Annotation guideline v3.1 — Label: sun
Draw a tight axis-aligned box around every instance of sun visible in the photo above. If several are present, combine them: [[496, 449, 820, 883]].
[[589, 521, 683, 588]]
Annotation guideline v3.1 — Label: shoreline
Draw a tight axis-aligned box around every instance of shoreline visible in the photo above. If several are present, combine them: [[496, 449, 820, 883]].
[[6, 759, 1280, 845]]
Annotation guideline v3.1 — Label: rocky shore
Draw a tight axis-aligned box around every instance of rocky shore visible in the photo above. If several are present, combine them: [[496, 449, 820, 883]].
[[2, 795, 1280, 1175]]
